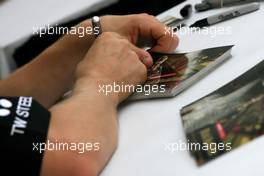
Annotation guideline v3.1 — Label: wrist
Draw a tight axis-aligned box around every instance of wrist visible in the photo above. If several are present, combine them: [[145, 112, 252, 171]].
[[73, 77, 120, 107]]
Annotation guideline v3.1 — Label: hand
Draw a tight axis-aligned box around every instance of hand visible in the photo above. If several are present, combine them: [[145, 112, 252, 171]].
[[74, 32, 152, 104], [100, 14, 179, 52], [41, 32, 150, 176]]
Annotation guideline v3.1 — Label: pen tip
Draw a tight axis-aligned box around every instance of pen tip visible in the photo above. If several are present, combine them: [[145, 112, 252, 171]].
[[190, 23, 199, 28], [190, 24, 195, 28]]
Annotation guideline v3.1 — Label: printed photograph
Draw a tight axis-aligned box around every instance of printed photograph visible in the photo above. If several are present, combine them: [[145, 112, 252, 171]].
[[130, 45, 233, 100], [181, 60, 264, 165]]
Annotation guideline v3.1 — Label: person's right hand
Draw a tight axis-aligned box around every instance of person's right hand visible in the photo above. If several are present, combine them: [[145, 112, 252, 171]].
[[41, 32, 152, 175], [73, 32, 153, 104]]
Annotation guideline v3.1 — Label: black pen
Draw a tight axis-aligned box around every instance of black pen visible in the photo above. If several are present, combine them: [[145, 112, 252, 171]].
[[190, 2, 260, 28]]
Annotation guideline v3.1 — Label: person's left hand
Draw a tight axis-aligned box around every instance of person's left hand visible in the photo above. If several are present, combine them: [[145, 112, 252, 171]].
[[101, 14, 179, 52], [99, 14, 179, 53]]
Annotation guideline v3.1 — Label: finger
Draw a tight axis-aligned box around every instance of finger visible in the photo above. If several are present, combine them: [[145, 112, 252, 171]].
[[103, 32, 153, 68], [134, 14, 179, 52], [128, 43, 153, 68], [151, 32, 179, 53], [98, 32, 153, 67]]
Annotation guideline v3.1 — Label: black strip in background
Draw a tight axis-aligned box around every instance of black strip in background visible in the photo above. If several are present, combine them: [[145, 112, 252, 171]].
[[13, 0, 184, 67]]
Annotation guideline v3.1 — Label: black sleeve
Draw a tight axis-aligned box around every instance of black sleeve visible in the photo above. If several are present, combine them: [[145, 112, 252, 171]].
[[0, 96, 51, 176]]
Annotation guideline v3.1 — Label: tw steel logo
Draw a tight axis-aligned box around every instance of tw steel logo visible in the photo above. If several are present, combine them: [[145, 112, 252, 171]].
[[0, 99, 13, 117]]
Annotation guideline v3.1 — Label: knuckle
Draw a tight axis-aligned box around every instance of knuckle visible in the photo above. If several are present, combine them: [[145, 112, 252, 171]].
[[99, 32, 115, 40], [134, 59, 147, 76], [126, 51, 140, 65], [138, 65, 147, 80], [127, 50, 138, 59], [134, 13, 149, 21], [126, 51, 147, 80], [139, 13, 155, 20], [140, 13, 149, 17], [120, 39, 130, 47], [97, 32, 121, 46], [148, 15, 156, 20], [139, 63, 147, 75]]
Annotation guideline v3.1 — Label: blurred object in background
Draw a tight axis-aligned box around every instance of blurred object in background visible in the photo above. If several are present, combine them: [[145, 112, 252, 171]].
[[0, 0, 6, 3], [180, 4, 192, 18], [100, 0, 185, 15], [195, 0, 262, 11]]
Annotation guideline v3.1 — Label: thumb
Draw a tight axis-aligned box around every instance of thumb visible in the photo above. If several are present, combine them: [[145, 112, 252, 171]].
[[130, 44, 153, 68]]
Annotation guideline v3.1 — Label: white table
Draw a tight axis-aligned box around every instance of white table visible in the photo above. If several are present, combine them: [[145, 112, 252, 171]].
[[101, 1, 264, 175], [0, 0, 117, 78]]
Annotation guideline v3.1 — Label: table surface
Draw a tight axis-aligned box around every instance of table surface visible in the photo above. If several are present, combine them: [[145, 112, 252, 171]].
[[101, 0, 264, 176]]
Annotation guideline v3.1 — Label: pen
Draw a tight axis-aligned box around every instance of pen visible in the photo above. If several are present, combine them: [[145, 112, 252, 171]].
[[91, 16, 103, 38], [195, 0, 262, 11], [190, 2, 260, 28], [180, 4, 193, 18]]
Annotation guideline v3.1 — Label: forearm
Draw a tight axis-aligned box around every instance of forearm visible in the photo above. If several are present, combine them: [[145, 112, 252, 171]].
[[41, 81, 119, 176], [0, 20, 94, 108]]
